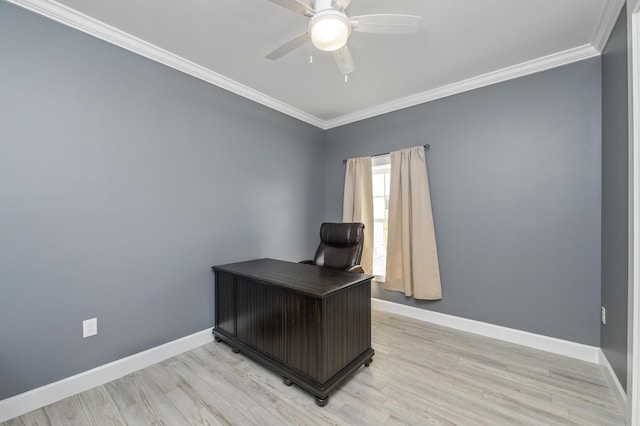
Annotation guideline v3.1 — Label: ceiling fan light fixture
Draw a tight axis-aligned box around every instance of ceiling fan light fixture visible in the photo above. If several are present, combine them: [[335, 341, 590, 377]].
[[309, 11, 351, 52]]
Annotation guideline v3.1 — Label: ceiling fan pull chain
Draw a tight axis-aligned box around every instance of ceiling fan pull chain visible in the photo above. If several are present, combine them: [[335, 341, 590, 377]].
[[344, 74, 348, 83]]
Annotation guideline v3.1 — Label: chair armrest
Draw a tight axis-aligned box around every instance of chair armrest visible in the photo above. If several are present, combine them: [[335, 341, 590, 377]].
[[346, 265, 364, 273], [299, 260, 314, 265]]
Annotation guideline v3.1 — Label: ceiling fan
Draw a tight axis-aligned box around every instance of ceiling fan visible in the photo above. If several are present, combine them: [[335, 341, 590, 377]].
[[266, 0, 421, 76]]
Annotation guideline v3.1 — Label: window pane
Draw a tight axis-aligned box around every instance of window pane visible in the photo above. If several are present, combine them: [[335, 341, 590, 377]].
[[373, 173, 385, 197], [374, 222, 384, 248], [373, 222, 386, 276], [373, 258, 385, 276], [374, 197, 386, 220], [385, 172, 390, 195], [372, 157, 391, 278]]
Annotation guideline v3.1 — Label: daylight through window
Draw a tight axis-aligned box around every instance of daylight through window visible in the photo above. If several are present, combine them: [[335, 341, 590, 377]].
[[372, 155, 390, 277]]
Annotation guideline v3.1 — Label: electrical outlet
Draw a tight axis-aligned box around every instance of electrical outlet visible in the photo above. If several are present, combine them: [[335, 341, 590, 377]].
[[83, 318, 97, 338], [601, 306, 606, 325]]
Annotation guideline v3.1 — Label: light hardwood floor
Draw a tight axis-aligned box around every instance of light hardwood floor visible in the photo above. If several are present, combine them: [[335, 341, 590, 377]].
[[3, 310, 626, 425]]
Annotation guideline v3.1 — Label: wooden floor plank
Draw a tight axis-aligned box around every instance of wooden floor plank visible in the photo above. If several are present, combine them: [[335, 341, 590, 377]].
[[8, 409, 50, 426], [42, 395, 92, 426], [2, 309, 626, 425], [163, 358, 251, 425]]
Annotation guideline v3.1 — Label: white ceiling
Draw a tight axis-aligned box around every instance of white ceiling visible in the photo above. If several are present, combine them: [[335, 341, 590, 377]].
[[10, 0, 624, 129]]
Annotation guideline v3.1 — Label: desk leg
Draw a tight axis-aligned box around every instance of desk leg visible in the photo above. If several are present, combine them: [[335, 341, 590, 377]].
[[283, 377, 293, 386], [315, 396, 329, 407]]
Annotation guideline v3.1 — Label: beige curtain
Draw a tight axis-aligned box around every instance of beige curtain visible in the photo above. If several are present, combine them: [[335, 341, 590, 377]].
[[385, 146, 442, 300], [343, 156, 374, 275]]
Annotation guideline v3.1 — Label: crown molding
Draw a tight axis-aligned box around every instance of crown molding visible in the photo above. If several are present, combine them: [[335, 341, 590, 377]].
[[323, 44, 600, 129], [6, 0, 610, 131], [5, 0, 326, 129], [591, 0, 626, 52]]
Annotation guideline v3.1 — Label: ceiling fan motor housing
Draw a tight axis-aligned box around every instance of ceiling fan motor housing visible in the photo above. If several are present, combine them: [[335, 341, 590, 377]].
[[314, 0, 334, 12], [308, 9, 352, 51]]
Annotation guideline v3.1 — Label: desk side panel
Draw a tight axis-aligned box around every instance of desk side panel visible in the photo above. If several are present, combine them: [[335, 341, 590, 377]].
[[215, 271, 236, 336], [236, 277, 285, 361], [323, 280, 372, 382], [285, 293, 321, 380]]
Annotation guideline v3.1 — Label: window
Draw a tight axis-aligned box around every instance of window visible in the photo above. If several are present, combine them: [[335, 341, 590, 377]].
[[372, 155, 391, 277]]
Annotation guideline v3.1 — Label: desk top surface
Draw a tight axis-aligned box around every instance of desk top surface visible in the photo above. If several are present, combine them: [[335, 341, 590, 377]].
[[212, 258, 374, 298]]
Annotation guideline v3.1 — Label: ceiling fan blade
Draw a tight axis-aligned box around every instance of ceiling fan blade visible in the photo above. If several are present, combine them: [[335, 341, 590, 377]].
[[266, 33, 310, 60], [350, 14, 422, 34], [333, 45, 355, 75], [267, 0, 315, 16]]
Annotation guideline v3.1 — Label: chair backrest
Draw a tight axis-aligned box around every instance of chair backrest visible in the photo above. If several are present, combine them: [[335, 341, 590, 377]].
[[313, 222, 365, 270]]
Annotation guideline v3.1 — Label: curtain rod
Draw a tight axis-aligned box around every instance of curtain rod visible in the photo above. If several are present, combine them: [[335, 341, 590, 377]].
[[342, 144, 430, 164]]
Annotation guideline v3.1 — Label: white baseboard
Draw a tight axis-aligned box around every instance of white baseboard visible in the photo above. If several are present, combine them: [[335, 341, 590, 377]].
[[371, 298, 600, 363], [599, 349, 627, 408], [0, 329, 214, 423]]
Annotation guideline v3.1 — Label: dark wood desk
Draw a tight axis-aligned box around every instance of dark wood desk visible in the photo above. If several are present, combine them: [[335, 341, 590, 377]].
[[212, 258, 374, 406]]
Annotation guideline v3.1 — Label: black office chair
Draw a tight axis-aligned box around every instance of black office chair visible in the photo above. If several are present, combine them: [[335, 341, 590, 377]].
[[301, 222, 365, 273]]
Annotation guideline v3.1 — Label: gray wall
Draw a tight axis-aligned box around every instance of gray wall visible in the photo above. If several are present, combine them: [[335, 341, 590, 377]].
[[601, 5, 629, 389], [0, 0, 611, 402], [0, 2, 324, 400], [324, 58, 602, 346]]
